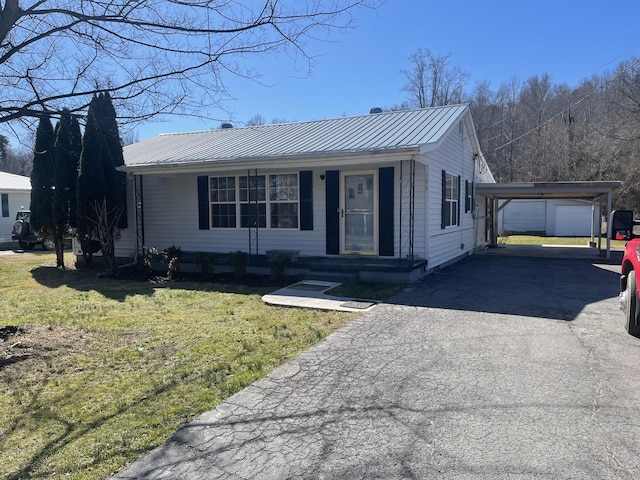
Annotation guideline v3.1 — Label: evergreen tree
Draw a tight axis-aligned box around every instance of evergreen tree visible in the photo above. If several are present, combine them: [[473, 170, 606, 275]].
[[96, 92, 127, 229], [77, 95, 106, 265], [30, 114, 55, 236], [69, 116, 82, 228], [0, 134, 8, 170], [77, 93, 127, 272], [51, 109, 81, 268]]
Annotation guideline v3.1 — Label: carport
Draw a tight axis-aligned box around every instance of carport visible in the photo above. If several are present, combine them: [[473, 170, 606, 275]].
[[476, 181, 623, 259]]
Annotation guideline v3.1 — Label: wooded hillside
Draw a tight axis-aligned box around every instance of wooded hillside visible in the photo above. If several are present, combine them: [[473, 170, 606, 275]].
[[467, 60, 640, 210]]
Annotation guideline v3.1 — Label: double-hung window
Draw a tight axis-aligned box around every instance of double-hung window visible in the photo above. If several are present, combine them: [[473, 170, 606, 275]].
[[210, 173, 299, 229], [210, 176, 237, 227], [443, 171, 459, 228], [239, 175, 267, 228], [269, 174, 298, 229]]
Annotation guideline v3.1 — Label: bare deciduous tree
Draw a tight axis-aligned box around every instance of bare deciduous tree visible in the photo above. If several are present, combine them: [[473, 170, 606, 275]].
[[401, 47, 469, 108], [0, 0, 377, 128]]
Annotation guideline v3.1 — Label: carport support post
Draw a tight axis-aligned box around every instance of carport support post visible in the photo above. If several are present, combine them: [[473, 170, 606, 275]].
[[490, 198, 499, 247], [606, 191, 612, 259]]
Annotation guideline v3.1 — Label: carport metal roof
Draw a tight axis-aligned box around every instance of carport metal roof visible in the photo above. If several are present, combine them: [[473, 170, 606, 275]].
[[476, 181, 624, 259], [476, 181, 622, 200]]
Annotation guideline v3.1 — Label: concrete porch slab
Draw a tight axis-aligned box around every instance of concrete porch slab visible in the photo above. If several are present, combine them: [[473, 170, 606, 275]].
[[262, 280, 378, 313]]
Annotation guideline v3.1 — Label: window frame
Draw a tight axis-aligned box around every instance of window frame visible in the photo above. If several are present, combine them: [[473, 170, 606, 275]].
[[210, 176, 237, 228], [443, 171, 460, 228], [1, 193, 8, 218], [269, 173, 299, 229], [208, 173, 300, 230]]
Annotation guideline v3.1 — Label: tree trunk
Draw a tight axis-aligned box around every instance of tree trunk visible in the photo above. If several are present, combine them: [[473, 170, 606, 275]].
[[54, 236, 65, 269]]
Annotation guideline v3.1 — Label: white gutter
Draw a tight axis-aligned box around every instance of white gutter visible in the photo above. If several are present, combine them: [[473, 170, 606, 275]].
[[120, 146, 422, 175]]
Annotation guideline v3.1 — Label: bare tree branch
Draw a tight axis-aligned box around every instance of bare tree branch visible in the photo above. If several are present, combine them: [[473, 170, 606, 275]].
[[0, 0, 378, 127]]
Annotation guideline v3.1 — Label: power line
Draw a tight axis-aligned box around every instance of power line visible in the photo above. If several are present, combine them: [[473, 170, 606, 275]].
[[488, 56, 640, 154]]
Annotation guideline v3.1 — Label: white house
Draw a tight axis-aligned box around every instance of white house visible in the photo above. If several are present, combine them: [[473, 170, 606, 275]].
[[0, 171, 31, 243], [119, 105, 495, 281]]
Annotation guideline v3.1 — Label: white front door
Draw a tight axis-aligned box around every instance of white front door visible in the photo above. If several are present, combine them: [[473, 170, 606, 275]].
[[341, 171, 377, 254]]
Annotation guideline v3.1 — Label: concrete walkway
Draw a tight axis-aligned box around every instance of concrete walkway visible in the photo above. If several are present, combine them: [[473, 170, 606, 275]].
[[261, 280, 377, 312], [113, 253, 640, 479]]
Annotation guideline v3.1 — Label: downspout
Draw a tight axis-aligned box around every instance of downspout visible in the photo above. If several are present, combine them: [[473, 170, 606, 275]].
[[399, 160, 403, 267], [134, 174, 145, 259], [473, 153, 478, 253]]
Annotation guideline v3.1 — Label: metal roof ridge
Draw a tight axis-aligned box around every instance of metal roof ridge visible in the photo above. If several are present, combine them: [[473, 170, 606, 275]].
[[140, 105, 470, 138]]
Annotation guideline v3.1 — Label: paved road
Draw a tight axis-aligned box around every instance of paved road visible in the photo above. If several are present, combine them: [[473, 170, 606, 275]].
[[115, 255, 640, 479]]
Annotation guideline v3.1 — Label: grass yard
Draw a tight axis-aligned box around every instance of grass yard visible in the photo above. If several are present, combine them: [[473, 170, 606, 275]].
[[0, 253, 371, 479], [500, 234, 627, 249]]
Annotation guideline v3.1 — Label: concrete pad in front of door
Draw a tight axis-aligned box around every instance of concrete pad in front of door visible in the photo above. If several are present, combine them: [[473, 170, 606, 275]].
[[262, 280, 378, 312]]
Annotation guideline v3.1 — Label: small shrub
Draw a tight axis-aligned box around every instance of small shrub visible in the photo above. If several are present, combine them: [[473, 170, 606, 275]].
[[230, 250, 249, 279], [163, 245, 182, 279], [142, 247, 161, 273], [196, 252, 216, 278], [268, 252, 294, 280]]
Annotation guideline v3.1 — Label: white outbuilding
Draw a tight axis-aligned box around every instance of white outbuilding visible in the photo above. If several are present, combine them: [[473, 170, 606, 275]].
[[0, 171, 31, 243]]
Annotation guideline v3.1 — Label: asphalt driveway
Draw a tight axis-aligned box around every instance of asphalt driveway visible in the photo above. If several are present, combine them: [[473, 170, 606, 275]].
[[114, 254, 640, 479]]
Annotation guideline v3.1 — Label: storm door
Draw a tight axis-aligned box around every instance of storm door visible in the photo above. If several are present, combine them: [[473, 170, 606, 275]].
[[340, 172, 377, 254]]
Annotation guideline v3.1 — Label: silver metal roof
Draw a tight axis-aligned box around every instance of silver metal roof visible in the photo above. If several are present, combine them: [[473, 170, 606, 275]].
[[0, 171, 31, 191], [124, 105, 470, 170]]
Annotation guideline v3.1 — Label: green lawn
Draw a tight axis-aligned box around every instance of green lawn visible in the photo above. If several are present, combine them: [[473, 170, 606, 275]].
[[0, 254, 367, 479], [500, 235, 626, 249]]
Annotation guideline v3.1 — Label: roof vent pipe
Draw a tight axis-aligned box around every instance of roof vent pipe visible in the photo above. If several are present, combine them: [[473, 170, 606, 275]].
[[221, 122, 233, 129], [369, 107, 383, 114]]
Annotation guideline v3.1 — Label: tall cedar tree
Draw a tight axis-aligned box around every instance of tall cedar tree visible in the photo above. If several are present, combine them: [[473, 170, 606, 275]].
[[77, 93, 127, 269], [0, 134, 8, 170], [51, 109, 81, 267], [96, 92, 127, 229], [30, 114, 55, 236]]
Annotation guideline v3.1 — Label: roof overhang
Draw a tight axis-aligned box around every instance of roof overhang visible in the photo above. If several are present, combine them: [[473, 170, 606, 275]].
[[121, 146, 421, 175], [476, 181, 623, 200]]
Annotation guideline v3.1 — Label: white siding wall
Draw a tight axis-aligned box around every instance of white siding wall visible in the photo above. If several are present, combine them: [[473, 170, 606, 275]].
[[114, 175, 138, 258], [423, 121, 478, 269], [119, 161, 427, 259], [0, 191, 30, 242], [130, 170, 329, 256], [410, 162, 427, 259], [500, 200, 547, 233]]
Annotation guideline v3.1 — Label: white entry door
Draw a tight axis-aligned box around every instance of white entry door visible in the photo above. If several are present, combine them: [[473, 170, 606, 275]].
[[341, 172, 377, 254]]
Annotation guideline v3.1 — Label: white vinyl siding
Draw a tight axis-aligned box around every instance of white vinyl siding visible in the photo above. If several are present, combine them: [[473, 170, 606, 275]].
[[0, 190, 30, 243], [424, 120, 478, 269], [135, 172, 325, 255]]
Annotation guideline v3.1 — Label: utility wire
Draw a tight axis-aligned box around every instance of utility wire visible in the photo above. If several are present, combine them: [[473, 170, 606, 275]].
[[487, 56, 640, 154]]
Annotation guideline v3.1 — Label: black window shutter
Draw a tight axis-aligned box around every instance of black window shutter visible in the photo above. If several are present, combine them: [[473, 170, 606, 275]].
[[471, 181, 475, 212], [325, 170, 340, 254], [441, 170, 447, 229], [1, 194, 8, 218], [197, 176, 210, 230], [457, 175, 461, 226], [379, 167, 394, 256], [299, 170, 313, 231], [465, 179, 470, 213]]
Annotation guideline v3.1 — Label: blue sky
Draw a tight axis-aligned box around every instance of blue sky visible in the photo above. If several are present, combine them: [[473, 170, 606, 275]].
[[5, 0, 638, 146], [137, 0, 640, 140]]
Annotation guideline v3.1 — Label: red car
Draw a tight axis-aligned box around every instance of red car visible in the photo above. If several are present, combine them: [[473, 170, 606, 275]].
[[615, 210, 640, 337]]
